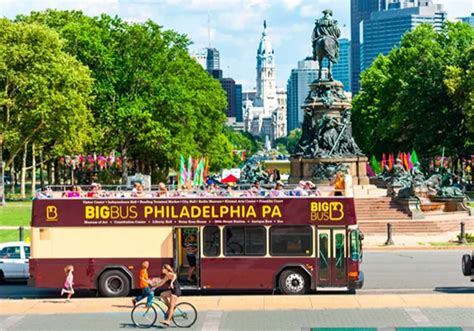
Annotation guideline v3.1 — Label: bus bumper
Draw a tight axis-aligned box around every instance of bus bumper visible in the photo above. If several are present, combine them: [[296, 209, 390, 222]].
[[349, 271, 364, 290]]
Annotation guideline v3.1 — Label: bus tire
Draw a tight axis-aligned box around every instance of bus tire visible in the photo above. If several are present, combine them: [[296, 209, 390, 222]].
[[0, 270, 4, 284], [462, 254, 472, 276], [98, 269, 131, 297], [279, 269, 309, 295]]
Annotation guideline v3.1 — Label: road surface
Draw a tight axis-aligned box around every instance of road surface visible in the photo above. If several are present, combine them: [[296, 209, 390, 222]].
[[0, 250, 472, 299]]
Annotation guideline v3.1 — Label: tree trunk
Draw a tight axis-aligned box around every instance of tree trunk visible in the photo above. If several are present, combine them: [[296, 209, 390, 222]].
[[39, 149, 44, 189], [54, 159, 60, 185], [20, 142, 28, 199], [31, 143, 36, 196], [47, 160, 52, 186], [121, 147, 128, 185], [9, 160, 15, 194]]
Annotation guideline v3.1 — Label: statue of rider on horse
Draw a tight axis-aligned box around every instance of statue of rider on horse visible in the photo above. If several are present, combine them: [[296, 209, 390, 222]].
[[312, 9, 341, 81]]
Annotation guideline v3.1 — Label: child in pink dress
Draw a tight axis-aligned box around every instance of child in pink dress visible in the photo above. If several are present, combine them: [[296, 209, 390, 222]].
[[61, 265, 75, 302]]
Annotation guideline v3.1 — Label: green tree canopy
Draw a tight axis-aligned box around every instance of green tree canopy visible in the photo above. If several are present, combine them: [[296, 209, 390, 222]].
[[0, 18, 93, 167], [352, 22, 474, 158], [18, 10, 234, 178]]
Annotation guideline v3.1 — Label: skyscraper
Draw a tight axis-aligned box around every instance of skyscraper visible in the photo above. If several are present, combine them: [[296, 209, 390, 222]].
[[235, 84, 243, 122], [206, 48, 220, 72], [220, 78, 236, 118], [360, 1, 447, 71], [332, 38, 351, 91], [350, 0, 386, 95], [286, 58, 318, 133]]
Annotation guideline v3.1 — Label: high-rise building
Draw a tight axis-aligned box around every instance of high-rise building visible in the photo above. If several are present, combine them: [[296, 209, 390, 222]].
[[206, 48, 220, 72], [235, 84, 243, 122], [332, 38, 351, 91], [350, 0, 386, 95], [286, 58, 318, 133], [457, 13, 474, 27], [191, 48, 243, 121], [360, 1, 447, 71], [243, 21, 287, 141], [220, 78, 236, 118]]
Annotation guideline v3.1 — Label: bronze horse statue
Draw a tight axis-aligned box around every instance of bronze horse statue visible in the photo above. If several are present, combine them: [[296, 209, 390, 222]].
[[312, 10, 341, 81]]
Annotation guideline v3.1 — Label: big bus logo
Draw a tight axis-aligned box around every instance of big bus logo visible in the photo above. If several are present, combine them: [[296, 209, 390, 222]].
[[46, 206, 58, 222], [310, 202, 344, 222]]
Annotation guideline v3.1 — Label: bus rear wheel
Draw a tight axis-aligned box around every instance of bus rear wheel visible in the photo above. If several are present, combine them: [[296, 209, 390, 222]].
[[279, 269, 309, 295], [98, 269, 131, 297]]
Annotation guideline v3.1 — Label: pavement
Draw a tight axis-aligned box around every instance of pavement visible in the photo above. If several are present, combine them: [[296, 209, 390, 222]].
[[0, 297, 473, 330]]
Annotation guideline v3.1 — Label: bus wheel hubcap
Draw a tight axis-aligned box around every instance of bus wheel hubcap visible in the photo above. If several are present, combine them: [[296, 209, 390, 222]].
[[286, 274, 304, 292], [106, 276, 123, 293]]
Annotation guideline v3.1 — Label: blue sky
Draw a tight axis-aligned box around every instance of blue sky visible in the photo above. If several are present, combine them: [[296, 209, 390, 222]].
[[2, 0, 473, 90]]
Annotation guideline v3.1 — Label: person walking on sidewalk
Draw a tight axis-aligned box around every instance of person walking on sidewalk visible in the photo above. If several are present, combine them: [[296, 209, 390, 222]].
[[132, 261, 153, 307], [60, 265, 75, 302]]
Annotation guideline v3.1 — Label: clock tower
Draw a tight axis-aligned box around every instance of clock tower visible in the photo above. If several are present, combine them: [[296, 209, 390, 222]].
[[255, 20, 278, 114]]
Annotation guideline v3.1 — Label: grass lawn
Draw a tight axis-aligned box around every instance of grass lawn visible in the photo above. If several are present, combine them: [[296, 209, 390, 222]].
[[0, 201, 32, 226], [0, 229, 31, 243], [418, 241, 474, 247]]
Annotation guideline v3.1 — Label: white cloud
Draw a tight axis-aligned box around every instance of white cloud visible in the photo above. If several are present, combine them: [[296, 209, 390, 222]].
[[282, 0, 302, 10]]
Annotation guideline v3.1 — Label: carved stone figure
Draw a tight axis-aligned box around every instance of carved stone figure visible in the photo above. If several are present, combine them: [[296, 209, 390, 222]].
[[312, 162, 348, 181], [436, 186, 465, 199], [312, 9, 341, 80]]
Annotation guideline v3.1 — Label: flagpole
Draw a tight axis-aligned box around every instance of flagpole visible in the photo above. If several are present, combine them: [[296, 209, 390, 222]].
[[441, 147, 445, 169]]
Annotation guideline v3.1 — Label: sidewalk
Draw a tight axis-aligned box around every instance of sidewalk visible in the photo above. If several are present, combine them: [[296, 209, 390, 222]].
[[1, 293, 473, 315], [363, 233, 474, 250]]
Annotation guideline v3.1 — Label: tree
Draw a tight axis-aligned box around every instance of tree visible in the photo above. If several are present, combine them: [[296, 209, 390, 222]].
[[275, 128, 302, 154], [352, 22, 474, 158], [19, 10, 234, 181], [0, 19, 93, 194]]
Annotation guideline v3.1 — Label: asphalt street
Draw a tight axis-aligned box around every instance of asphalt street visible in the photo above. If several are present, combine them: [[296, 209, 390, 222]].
[[0, 250, 473, 299]]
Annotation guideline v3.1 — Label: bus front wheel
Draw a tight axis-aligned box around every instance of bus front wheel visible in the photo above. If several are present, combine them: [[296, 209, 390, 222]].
[[279, 269, 309, 295], [98, 269, 131, 297]]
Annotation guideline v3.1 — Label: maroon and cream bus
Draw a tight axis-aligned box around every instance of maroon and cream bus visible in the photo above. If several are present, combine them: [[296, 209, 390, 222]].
[[29, 197, 364, 296]]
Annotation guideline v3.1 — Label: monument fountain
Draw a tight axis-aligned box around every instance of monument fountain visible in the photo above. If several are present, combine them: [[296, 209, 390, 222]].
[[290, 9, 369, 185]]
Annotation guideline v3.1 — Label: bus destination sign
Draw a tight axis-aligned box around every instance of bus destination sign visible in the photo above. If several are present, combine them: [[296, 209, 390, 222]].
[[32, 198, 357, 227]]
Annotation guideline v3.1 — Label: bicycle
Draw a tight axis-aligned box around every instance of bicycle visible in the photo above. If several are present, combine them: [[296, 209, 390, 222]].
[[131, 296, 198, 328]]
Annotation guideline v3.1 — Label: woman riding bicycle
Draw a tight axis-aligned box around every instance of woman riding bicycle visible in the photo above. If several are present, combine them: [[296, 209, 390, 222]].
[[154, 264, 181, 327]]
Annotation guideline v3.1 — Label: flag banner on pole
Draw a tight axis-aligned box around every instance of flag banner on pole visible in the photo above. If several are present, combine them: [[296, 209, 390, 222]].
[[411, 149, 419, 166], [381, 153, 387, 170]]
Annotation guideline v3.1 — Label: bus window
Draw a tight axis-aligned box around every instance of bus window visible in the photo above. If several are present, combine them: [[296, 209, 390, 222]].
[[224, 226, 266, 256], [244, 227, 266, 256], [225, 227, 244, 256], [270, 226, 312, 256], [203, 226, 220, 257], [350, 230, 360, 261]]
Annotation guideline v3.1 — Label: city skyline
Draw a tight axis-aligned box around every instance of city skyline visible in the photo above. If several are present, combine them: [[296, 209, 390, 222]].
[[2, 0, 473, 91]]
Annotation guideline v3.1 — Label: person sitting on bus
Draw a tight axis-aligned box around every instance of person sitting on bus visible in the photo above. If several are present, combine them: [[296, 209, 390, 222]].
[[185, 234, 198, 282], [294, 181, 309, 197], [132, 261, 154, 307], [87, 183, 99, 198], [157, 182, 168, 197], [268, 181, 286, 197], [155, 264, 182, 327]]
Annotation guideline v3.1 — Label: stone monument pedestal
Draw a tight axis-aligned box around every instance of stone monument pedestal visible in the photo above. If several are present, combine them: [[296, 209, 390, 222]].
[[289, 156, 369, 185]]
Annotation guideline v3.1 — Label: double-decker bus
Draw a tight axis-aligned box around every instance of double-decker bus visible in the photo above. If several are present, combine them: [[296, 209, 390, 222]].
[[29, 196, 364, 296]]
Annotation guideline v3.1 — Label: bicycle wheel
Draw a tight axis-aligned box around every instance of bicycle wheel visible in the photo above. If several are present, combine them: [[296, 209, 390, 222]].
[[131, 303, 158, 328], [172, 302, 198, 328]]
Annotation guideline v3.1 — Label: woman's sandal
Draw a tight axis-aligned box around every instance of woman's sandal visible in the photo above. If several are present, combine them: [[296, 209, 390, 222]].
[[160, 320, 170, 327]]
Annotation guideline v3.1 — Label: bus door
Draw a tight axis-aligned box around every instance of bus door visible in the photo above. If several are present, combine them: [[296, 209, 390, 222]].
[[316, 228, 347, 288], [173, 227, 199, 289]]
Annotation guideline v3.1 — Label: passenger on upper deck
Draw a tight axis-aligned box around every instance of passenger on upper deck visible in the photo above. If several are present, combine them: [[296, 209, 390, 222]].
[[268, 181, 286, 198], [86, 183, 100, 198]]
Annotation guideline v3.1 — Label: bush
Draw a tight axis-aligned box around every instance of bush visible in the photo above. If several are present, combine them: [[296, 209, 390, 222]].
[[457, 232, 474, 243]]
